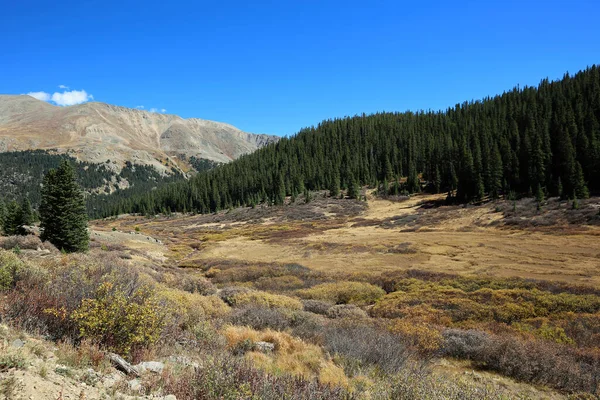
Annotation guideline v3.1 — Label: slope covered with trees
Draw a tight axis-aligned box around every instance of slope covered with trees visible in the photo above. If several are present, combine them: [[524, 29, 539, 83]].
[[93, 66, 600, 218]]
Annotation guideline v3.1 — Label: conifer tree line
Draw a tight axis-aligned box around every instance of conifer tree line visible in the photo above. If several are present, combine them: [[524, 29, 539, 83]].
[[90, 66, 600, 218]]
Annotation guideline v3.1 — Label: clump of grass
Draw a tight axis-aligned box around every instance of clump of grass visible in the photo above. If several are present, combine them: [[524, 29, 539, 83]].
[[0, 353, 27, 372], [223, 325, 349, 386], [0, 375, 22, 399], [297, 281, 385, 306]]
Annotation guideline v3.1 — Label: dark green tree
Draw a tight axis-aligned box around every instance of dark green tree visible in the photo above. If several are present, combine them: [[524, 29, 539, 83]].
[[0, 198, 5, 235], [2, 201, 21, 236], [39, 160, 89, 252], [347, 176, 359, 199], [329, 172, 340, 198]]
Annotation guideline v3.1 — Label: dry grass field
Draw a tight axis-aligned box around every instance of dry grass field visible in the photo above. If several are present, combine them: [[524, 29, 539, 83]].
[[93, 193, 600, 287]]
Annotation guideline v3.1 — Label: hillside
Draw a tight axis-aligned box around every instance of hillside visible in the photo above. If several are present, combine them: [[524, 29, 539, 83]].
[[96, 66, 600, 218], [0, 95, 277, 173]]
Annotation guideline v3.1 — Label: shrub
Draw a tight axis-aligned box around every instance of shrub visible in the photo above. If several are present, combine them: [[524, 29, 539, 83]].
[[387, 320, 443, 353], [161, 353, 351, 400], [441, 328, 600, 394], [218, 286, 253, 306], [326, 304, 368, 319], [72, 282, 165, 356], [229, 305, 292, 331], [302, 299, 334, 315], [0, 235, 57, 251], [0, 250, 24, 290], [254, 275, 305, 291], [159, 288, 230, 330], [230, 290, 303, 310], [0, 353, 27, 372], [297, 281, 385, 306], [322, 323, 411, 375]]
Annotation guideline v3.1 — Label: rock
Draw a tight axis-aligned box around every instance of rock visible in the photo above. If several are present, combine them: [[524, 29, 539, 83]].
[[254, 341, 275, 352], [163, 396, 177, 400], [168, 355, 199, 369], [128, 378, 142, 391], [11, 338, 25, 348], [102, 372, 123, 388], [135, 361, 164, 374]]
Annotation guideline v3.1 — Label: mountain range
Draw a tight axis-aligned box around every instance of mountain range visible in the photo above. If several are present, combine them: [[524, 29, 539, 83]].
[[0, 94, 277, 173]]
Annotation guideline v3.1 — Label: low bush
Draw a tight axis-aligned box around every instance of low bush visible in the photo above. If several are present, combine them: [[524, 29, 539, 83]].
[[229, 290, 303, 310], [0, 250, 24, 290], [302, 299, 334, 315], [322, 323, 411, 375], [371, 279, 600, 325], [218, 286, 253, 306], [161, 353, 352, 400], [159, 288, 230, 330], [441, 328, 600, 394], [254, 275, 305, 291], [229, 305, 292, 331], [297, 281, 385, 306], [326, 304, 368, 319], [71, 281, 165, 356], [0, 235, 57, 251]]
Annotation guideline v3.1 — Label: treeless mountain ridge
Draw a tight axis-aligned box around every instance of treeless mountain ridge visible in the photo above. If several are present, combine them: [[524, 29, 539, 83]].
[[0, 95, 278, 172]]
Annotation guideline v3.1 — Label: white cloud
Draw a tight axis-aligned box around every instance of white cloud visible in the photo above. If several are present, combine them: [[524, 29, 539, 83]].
[[135, 105, 145, 109], [149, 107, 167, 113], [161, 108, 167, 113], [27, 91, 51, 102], [51, 89, 94, 106], [58, 84, 69, 89]]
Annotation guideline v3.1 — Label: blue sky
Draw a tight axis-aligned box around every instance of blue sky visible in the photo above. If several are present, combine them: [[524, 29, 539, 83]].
[[1, 0, 599, 136]]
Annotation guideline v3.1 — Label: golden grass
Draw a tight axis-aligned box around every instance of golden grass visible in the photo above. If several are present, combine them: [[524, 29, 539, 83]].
[[223, 326, 349, 387]]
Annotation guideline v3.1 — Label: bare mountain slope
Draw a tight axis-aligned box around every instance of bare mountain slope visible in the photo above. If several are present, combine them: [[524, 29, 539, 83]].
[[0, 95, 277, 172]]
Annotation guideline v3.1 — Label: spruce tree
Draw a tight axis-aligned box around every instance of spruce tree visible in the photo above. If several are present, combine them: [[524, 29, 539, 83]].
[[329, 172, 340, 198], [39, 160, 89, 252], [347, 176, 359, 199], [3, 201, 21, 236], [0, 199, 5, 235], [18, 197, 34, 234]]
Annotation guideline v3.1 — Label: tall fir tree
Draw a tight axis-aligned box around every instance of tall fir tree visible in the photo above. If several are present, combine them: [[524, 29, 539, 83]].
[[39, 160, 89, 252], [0, 198, 5, 235], [329, 172, 340, 198]]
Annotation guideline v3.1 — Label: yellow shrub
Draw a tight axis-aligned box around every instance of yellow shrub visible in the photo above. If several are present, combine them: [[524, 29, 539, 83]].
[[388, 319, 443, 353], [158, 288, 230, 329], [0, 250, 24, 290], [72, 282, 164, 356], [231, 291, 303, 310], [296, 281, 385, 306]]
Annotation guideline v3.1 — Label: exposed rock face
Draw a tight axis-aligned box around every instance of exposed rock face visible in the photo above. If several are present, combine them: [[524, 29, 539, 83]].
[[0, 95, 278, 172]]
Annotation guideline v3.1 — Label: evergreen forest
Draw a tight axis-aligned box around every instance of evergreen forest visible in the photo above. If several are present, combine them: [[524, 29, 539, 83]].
[[90, 66, 600, 218]]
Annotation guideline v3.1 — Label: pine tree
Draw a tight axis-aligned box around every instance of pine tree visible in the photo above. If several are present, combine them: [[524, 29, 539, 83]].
[[18, 197, 33, 234], [572, 162, 590, 199], [0, 198, 5, 235], [329, 172, 340, 198], [274, 172, 286, 205], [39, 160, 89, 252], [2, 201, 21, 236], [347, 176, 359, 199]]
